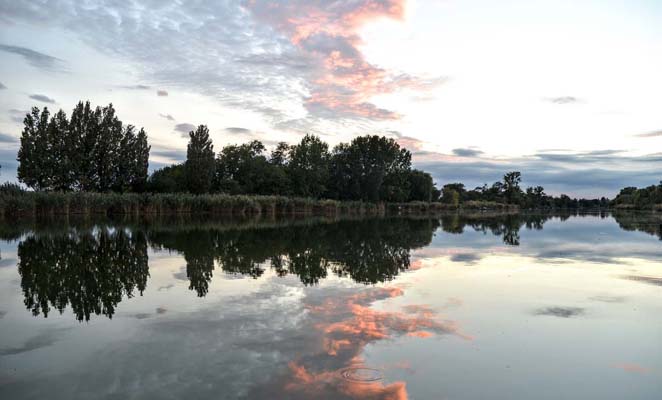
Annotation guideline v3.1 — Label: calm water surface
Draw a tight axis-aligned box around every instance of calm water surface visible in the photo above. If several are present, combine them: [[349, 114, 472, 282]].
[[0, 212, 660, 399]]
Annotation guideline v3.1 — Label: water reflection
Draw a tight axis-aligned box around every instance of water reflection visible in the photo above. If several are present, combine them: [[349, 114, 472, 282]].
[[18, 229, 148, 321], [149, 218, 439, 287], [1, 212, 661, 399], [612, 210, 662, 240], [245, 284, 470, 399], [10, 211, 662, 323]]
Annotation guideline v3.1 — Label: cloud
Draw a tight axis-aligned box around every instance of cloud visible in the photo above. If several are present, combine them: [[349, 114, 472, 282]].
[[0, 328, 69, 356], [589, 295, 626, 303], [121, 84, 151, 90], [247, 0, 442, 121], [0, 258, 17, 268], [174, 123, 196, 136], [389, 131, 432, 152], [414, 148, 662, 197], [545, 96, 580, 104], [533, 306, 585, 318], [0, 43, 66, 71], [129, 307, 168, 320], [173, 266, 189, 281], [282, 284, 470, 398], [29, 94, 56, 104], [452, 148, 484, 157], [225, 127, 252, 134], [0, 81, 6, 89], [151, 147, 186, 161], [8, 109, 28, 123], [1, 1, 438, 133], [159, 113, 175, 121], [610, 363, 650, 374], [0, 132, 17, 143], [157, 90, 168, 97], [13, 279, 454, 399], [449, 253, 482, 264], [635, 130, 662, 138], [622, 275, 662, 287]]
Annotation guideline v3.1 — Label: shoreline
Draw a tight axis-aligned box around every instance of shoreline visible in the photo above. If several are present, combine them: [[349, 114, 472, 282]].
[[0, 191, 639, 220]]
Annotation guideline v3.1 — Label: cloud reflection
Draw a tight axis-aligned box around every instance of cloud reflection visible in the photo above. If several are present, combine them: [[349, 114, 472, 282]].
[[279, 285, 470, 398]]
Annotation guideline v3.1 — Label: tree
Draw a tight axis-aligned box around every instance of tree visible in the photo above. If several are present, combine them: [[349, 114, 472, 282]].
[[503, 171, 523, 204], [441, 183, 466, 205], [17, 107, 50, 190], [131, 128, 150, 192], [407, 170, 437, 202], [185, 125, 215, 194], [95, 104, 123, 192], [215, 140, 290, 195], [288, 134, 330, 198], [524, 185, 547, 208], [48, 109, 75, 191], [68, 101, 98, 190], [270, 142, 291, 166], [114, 125, 136, 192], [148, 164, 186, 193], [329, 135, 411, 201], [17, 101, 150, 192]]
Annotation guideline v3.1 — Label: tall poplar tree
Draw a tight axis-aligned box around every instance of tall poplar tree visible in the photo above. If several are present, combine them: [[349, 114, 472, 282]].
[[48, 109, 74, 191], [95, 104, 123, 192], [69, 101, 100, 191], [185, 125, 215, 194], [17, 107, 50, 190], [132, 128, 150, 192]]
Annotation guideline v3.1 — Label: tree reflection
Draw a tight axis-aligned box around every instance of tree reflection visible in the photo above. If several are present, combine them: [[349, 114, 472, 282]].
[[612, 211, 662, 240], [15, 212, 623, 322], [439, 212, 555, 246], [18, 228, 148, 321], [148, 218, 439, 287]]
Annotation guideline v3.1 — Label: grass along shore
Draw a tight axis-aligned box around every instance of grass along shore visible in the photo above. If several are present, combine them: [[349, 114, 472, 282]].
[[0, 190, 517, 219]]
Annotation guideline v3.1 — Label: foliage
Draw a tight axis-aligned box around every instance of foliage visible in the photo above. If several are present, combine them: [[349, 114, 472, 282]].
[[185, 125, 215, 194], [612, 183, 662, 209], [442, 172, 609, 210], [215, 140, 290, 195], [17, 102, 150, 192], [407, 169, 439, 202], [288, 134, 330, 198], [148, 164, 186, 193], [18, 228, 148, 321], [328, 135, 412, 201]]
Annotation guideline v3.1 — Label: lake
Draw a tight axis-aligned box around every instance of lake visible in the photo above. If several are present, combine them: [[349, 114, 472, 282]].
[[0, 212, 660, 399]]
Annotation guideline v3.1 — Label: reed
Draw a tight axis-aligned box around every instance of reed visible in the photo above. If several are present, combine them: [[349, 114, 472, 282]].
[[0, 188, 525, 220]]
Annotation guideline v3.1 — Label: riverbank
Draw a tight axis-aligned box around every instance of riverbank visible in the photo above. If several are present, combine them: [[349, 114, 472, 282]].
[[0, 191, 521, 219]]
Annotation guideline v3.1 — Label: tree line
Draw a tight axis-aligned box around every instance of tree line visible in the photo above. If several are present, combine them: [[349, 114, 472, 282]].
[[18, 102, 150, 192], [16, 101, 438, 202], [611, 183, 662, 209], [440, 171, 610, 209], [17, 100, 651, 209], [151, 125, 439, 202]]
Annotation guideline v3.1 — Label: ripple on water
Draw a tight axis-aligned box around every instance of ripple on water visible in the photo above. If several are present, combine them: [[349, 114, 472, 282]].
[[340, 367, 383, 383]]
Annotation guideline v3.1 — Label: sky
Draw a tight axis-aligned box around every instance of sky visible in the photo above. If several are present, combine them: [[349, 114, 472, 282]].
[[0, 0, 661, 197]]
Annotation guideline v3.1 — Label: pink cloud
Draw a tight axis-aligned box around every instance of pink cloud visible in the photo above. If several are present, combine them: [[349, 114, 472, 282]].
[[245, 0, 441, 120], [282, 285, 471, 398], [286, 361, 409, 399], [611, 363, 650, 374]]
